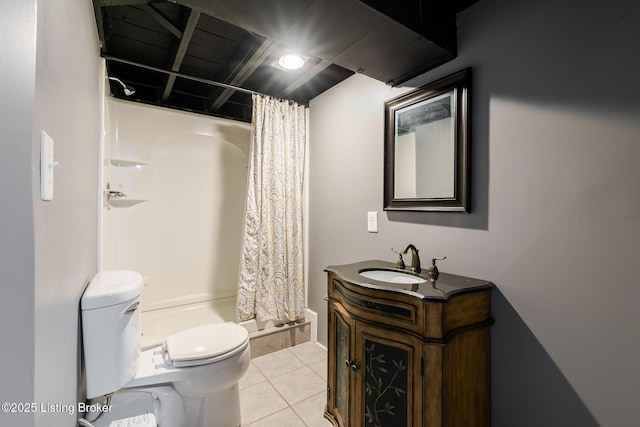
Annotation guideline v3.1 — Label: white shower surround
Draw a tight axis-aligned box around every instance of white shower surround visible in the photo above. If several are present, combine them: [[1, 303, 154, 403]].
[[101, 99, 252, 323], [139, 298, 318, 349]]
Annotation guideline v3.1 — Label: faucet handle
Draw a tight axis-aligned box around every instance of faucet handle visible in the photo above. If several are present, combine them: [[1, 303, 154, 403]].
[[427, 257, 447, 282], [391, 248, 405, 269]]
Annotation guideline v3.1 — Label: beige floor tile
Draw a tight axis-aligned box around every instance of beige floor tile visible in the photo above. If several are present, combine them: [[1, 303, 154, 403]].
[[269, 366, 327, 405], [292, 391, 334, 427], [240, 381, 288, 425], [288, 341, 328, 365], [252, 347, 305, 379], [241, 344, 330, 427], [240, 361, 267, 390], [308, 358, 327, 382], [245, 408, 306, 427]]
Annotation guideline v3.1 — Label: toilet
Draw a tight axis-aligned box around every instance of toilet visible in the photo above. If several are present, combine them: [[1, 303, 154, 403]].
[[81, 270, 250, 427]]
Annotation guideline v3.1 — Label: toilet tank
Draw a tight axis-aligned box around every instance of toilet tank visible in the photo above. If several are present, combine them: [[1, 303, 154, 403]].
[[81, 270, 144, 399]]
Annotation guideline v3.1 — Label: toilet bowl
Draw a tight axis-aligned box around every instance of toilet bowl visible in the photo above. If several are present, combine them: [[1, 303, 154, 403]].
[[81, 271, 250, 427]]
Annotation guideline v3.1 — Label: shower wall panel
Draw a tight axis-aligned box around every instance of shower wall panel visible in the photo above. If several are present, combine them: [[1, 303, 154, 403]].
[[102, 99, 251, 312]]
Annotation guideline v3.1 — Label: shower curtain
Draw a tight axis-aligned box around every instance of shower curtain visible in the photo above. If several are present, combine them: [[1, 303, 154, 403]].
[[237, 94, 306, 322]]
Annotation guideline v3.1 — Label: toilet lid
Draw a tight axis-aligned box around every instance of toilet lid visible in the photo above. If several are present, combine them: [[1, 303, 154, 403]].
[[163, 323, 249, 367]]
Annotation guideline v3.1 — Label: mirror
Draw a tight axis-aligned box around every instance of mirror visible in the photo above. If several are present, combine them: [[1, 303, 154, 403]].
[[384, 68, 470, 212]]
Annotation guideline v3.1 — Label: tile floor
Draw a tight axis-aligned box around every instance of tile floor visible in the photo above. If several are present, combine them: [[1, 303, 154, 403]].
[[239, 342, 334, 427]]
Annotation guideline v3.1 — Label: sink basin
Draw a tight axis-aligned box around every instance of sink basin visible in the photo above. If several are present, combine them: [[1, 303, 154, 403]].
[[359, 269, 426, 285]]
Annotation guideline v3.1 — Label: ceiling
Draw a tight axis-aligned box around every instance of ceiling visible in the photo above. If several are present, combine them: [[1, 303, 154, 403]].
[[93, 0, 478, 122]]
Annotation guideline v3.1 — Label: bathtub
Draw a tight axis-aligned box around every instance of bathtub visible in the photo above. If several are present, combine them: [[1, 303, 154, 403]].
[[139, 298, 317, 349]]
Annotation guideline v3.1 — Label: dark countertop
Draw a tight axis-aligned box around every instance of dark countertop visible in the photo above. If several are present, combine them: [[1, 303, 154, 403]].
[[325, 260, 494, 301]]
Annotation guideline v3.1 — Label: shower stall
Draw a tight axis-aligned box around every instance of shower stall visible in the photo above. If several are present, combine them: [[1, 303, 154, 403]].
[[99, 98, 253, 348]]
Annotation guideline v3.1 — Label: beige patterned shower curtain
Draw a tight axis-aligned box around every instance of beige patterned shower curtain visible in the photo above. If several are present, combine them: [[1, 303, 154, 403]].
[[237, 94, 306, 322]]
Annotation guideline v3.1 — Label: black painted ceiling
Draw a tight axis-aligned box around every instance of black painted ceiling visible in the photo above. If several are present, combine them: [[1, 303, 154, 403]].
[[93, 0, 478, 122]]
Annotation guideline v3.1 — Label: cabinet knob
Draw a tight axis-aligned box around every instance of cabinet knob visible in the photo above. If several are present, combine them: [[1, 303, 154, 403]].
[[345, 359, 360, 372]]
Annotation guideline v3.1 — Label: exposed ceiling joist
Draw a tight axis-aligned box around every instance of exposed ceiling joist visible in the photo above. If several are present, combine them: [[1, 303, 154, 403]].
[[142, 4, 183, 39], [96, 0, 478, 122], [208, 38, 278, 112], [161, 9, 201, 102]]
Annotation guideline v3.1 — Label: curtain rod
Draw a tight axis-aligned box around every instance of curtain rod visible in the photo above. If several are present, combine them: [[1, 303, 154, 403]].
[[103, 54, 259, 96]]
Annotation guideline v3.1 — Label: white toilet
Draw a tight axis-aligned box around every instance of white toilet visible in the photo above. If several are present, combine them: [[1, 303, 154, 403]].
[[81, 270, 251, 427]]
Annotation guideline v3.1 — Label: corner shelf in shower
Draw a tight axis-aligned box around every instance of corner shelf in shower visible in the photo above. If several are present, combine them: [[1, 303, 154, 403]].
[[108, 192, 150, 208], [110, 158, 149, 167]]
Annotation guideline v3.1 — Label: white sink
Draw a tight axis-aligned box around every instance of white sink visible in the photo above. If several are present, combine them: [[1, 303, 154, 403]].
[[359, 269, 426, 285]]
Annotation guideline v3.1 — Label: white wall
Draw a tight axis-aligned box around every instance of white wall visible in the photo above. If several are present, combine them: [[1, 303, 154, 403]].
[[0, 0, 102, 426], [308, 0, 640, 426], [102, 100, 251, 312]]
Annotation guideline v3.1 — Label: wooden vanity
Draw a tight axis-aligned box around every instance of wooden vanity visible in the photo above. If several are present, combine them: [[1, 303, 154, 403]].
[[324, 260, 493, 427]]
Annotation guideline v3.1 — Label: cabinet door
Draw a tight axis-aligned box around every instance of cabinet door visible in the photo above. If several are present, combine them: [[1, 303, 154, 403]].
[[327, 301, 355, 426], [354, 322, 423, 427]]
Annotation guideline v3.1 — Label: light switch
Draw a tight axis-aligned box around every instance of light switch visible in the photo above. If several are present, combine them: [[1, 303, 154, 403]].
[[40, 131, 57, 201], [367, 211, 378, 233]]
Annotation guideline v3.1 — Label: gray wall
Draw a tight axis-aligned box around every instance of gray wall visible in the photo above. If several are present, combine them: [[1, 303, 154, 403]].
[[0, 2, 38, 425], [0, 0, 102, 425], [308, 0, 640, 426]]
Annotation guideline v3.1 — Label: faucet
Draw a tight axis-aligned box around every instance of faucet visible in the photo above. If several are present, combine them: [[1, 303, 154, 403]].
[[391, 249, 405, 269], [402, 244, 421, 273], [426, 256, 447, 283]]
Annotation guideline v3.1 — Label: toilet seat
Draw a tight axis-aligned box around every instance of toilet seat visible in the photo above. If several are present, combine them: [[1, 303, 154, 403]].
[[162, 323, 249, 368]]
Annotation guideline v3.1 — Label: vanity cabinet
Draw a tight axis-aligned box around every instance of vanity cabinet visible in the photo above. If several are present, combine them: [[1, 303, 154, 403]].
[[325, 261, 493, 427]]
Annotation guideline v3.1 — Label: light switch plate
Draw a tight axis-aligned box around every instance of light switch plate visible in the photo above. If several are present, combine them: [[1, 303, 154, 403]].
[[367, 211, 378, 233], [40, 131, 55, 201]]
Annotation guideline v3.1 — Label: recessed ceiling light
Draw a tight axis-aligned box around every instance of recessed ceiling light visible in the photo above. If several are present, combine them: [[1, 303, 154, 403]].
[[277, 54, 305, 70]]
